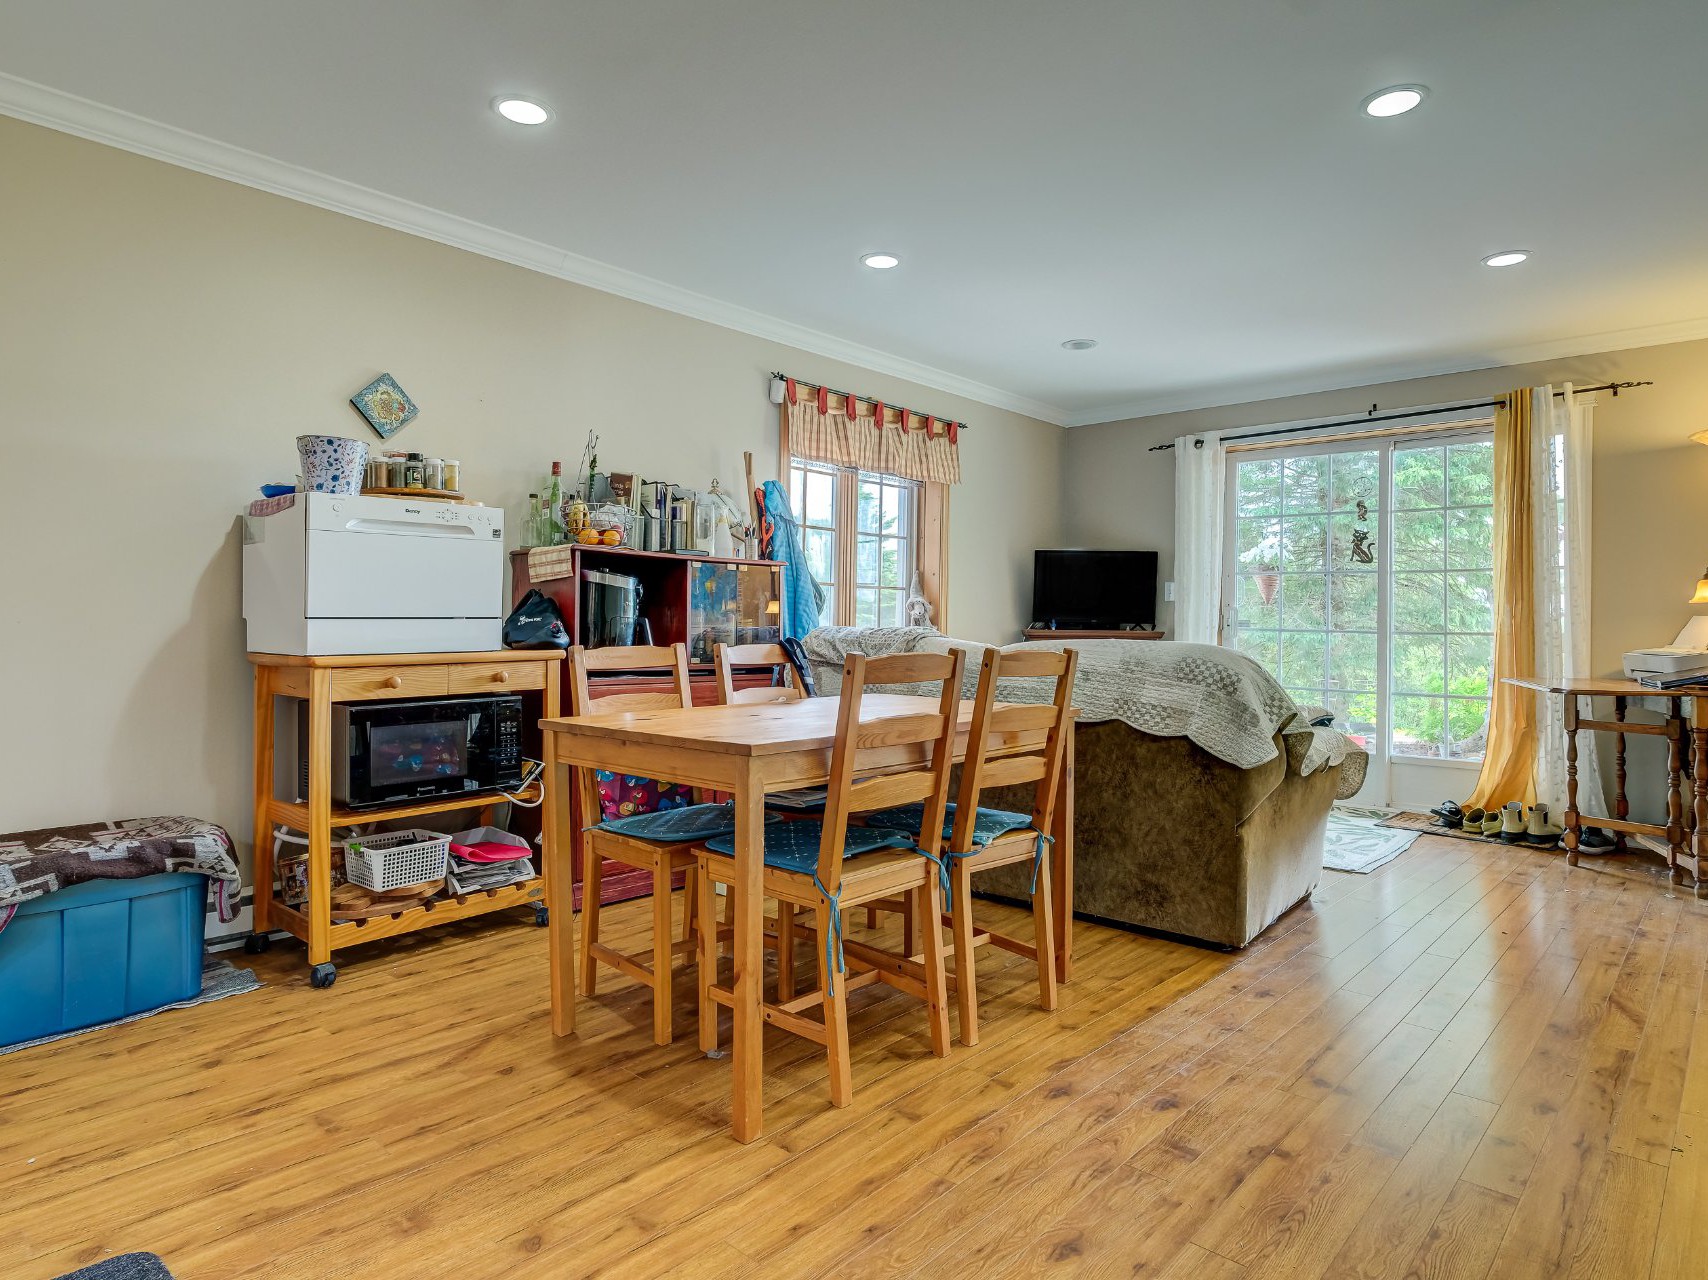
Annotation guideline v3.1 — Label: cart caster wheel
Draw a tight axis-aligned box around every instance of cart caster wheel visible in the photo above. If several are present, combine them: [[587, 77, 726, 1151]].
[[533, 905, 550, 927], [309, 963, 337, 990], [243, 932, 272, 955]]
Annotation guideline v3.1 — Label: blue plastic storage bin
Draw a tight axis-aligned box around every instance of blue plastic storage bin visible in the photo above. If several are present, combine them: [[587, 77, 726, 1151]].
[[0, 872, 207, 1048]]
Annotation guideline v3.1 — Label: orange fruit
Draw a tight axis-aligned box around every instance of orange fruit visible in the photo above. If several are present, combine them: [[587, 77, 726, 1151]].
[[576, 529, 600, 545], [601, 528, 622, 545]]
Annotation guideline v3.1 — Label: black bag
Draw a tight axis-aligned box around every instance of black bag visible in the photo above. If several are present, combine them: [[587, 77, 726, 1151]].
[[503, 589, 570, 649]]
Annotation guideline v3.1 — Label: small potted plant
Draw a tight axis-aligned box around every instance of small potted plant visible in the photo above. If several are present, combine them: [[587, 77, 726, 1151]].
[[1238, 532, 1283, 605]]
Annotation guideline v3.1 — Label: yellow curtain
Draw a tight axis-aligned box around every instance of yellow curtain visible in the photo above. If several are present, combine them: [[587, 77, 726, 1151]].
[[1465, 389, 1538, 811]]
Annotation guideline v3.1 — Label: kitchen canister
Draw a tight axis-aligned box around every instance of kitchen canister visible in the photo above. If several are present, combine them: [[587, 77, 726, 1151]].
[[296, 435, 370, 495]]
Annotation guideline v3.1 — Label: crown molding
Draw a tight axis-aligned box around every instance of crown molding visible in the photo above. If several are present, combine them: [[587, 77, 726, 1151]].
[[1062, 313, 1708, 427], [0, 71, 1070, 427]]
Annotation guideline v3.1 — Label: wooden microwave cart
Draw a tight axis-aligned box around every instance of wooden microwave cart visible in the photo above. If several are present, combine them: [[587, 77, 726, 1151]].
[[248, 649, 564, 987]]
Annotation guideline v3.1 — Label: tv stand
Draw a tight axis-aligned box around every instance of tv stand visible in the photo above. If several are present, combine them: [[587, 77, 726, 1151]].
[[1023, 627, 1164, 641]]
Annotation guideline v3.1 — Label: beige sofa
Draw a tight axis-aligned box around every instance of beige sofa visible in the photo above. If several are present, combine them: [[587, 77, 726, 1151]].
[[973, 719, 1349, 948]]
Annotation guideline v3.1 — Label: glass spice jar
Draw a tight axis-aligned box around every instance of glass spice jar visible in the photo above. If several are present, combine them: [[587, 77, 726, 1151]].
[[403, 453, 427, 489], [424, 457, 444, 490], [440, 459, 461, 491]]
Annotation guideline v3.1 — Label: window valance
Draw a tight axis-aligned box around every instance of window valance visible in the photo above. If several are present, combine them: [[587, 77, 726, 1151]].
[[782, 378, 962, 485]]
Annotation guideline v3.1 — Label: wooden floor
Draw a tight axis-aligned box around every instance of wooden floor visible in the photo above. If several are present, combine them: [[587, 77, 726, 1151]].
[[5, 835, 1707, 1279]]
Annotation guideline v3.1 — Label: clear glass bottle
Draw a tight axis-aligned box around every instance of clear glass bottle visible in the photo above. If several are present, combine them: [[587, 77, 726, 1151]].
[[403, 453, 426, 489], [441, 459, 461, 491], [523, 494, 541, 548], [544, 461, 564, 544]]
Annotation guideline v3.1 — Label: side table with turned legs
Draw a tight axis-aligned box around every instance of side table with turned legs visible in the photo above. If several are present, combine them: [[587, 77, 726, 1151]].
[[1507, 677, 1698, 896]]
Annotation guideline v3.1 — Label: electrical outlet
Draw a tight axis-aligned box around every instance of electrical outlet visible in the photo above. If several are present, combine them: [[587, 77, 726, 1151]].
[[1163, 581, 1175, 602]]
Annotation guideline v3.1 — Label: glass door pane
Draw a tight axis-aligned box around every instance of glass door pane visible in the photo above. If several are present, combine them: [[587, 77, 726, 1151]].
[[1227, 445, 1381, 756]]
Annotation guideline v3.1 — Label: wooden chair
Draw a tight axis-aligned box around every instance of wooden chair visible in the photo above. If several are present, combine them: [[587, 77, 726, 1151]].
[[712, 641, 815, 988], [570, 642, 713, 1046], [939, 647, 1078, 1046], [694, 649, 965, 1107], [712, 641, 810, 705]]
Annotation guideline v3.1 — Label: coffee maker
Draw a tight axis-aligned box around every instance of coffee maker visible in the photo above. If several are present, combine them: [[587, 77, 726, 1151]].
[[580, 568, 650, 648]]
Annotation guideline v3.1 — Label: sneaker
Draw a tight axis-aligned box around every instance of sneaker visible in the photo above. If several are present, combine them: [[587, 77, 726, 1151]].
[[1577, 826, 1617, 853]]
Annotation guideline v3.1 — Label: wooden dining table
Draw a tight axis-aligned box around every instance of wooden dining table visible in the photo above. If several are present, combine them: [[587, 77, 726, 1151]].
[[538, 693, 1075, 1142]]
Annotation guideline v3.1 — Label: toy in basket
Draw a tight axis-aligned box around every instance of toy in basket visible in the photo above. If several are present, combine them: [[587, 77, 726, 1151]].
[[343, 829, 451, 893]]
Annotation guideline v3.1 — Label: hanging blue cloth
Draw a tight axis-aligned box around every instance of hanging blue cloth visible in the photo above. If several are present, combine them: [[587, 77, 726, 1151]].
[[763, 479, 827, 640]]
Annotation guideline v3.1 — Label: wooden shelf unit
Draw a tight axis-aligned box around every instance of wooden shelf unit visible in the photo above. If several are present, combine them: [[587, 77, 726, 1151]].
[[509, 544, 788, 910], [248, 648, 564, 984]]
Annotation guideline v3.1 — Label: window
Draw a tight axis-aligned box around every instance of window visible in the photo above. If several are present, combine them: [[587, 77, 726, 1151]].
[[788, 459, 920, 627]]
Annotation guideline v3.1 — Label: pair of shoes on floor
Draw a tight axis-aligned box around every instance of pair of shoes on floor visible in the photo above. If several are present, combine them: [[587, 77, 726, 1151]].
[[1576, 826, 1618, 853], [1460, 803, 1563, 845], [1430, 801, 1465, 829]]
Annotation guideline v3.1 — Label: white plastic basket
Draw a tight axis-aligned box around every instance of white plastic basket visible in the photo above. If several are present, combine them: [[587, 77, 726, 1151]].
[[343, 829, 451, 893]]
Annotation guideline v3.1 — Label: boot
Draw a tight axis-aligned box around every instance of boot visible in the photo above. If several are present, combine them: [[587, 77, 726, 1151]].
[[1525, 804, 1563, 847], [1500, 802, 1527, 843]]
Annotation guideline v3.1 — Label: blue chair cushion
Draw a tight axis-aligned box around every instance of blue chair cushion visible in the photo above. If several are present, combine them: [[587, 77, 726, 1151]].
[[596, 801, 778, 843], [702, 819, 915, 876], [865, 802, 1039, 851]]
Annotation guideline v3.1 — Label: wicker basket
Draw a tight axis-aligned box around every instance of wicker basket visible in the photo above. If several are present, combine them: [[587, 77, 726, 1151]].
[[343, 829, 451, 893]]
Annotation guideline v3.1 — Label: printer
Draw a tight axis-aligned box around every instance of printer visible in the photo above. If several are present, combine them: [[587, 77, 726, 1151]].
[[1624, 616, 1708, 686], [243, 493, 505, 655]]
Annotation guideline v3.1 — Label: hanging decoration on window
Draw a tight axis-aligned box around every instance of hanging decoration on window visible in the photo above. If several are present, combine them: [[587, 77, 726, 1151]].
[[1350, 498, 1375, 564], [773, 373, 963, 484]]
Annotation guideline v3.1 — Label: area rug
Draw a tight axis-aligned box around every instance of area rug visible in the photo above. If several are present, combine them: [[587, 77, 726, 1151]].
[[1, 959, 261, 1056], [55, 1254, 174, 1279], [1323, 805, 1421, 873]]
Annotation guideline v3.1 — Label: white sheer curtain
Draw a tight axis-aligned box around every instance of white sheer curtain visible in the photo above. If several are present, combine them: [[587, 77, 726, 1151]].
[[1172, 431, 1226, 644], [1532, 384, 1606, 818]]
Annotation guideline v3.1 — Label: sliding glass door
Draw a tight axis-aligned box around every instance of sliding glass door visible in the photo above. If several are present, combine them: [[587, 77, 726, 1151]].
[[1221, 428, 1496, 808]]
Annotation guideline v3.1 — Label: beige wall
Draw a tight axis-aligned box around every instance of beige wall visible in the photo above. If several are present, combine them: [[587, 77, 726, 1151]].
[[1065, 336, 1708, 675], [0, 117, 1062, 849]]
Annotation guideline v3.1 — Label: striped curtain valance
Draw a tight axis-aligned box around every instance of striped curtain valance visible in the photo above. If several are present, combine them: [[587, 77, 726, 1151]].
[[785, 381, 962, 485]]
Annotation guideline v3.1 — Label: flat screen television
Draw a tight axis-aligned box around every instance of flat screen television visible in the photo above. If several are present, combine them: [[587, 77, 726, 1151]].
[[1031, 549, 1158, 630]]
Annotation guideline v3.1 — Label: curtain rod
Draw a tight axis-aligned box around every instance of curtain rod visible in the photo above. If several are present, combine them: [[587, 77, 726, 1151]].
[[771, 371, 971, 431], [1145, 381, 1652, 451]]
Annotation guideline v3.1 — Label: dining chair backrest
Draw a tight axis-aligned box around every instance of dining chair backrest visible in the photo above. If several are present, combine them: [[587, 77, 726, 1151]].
[[713, 642, 809, 706], [567, 644, 697, 821], [567, 643, 694, 716], [816, 649, 966, 893], [950, 647, 1078, 856]]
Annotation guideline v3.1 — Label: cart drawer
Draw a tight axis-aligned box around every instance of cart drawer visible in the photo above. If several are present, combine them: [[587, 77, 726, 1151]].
[[329, 665, 450, 701], [447, 660, 548, 694]]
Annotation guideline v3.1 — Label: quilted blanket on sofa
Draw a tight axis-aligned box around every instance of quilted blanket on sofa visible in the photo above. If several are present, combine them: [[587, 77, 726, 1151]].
[[802, 627, 1366, 798]]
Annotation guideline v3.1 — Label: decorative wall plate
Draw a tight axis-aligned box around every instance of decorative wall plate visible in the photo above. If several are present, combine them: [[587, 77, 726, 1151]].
[[350, 372, 418, 439]]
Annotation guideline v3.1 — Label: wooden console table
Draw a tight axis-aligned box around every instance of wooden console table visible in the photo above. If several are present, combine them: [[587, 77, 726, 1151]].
[[1507, 677, 1699, 896], [248, 649, 564, 986]]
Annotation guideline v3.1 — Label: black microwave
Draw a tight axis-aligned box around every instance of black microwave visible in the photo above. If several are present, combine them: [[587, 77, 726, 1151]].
[[297, 694, 525, 809]]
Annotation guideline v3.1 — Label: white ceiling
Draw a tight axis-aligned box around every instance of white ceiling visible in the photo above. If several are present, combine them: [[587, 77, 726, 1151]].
[[3, 0, 1706, 426]]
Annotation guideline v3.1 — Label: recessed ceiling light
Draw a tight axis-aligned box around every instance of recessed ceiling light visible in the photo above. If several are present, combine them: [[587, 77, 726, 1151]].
[[1060, 338, 1099, 351], [494, 97, 550, 126], [1482, 250, 1530, 268], [1362, 85, 1428, 118], [860, 252, 900, 270]]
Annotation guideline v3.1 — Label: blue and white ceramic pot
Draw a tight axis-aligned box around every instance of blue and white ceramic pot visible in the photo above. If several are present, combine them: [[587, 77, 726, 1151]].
[[296, 434, 369, 495]]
